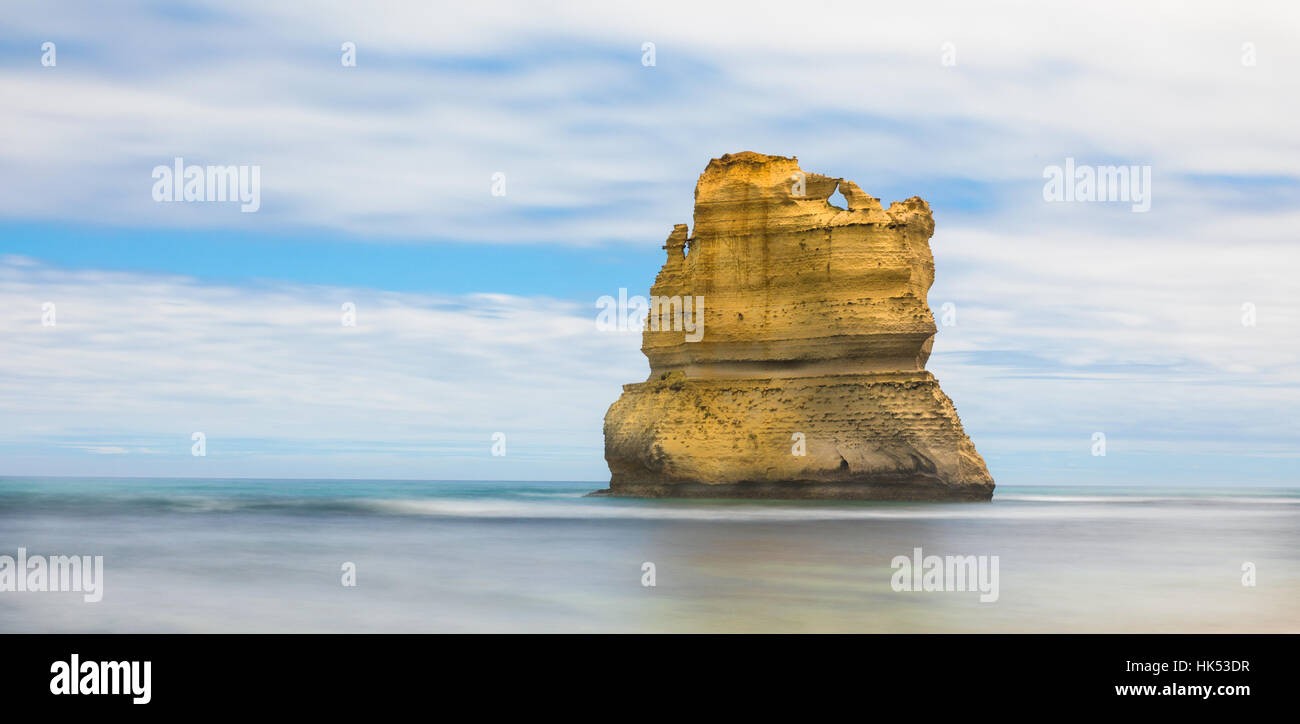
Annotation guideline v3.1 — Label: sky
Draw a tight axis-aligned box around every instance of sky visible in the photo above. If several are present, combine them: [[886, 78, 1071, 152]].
[[2, 0, 1297, 484]]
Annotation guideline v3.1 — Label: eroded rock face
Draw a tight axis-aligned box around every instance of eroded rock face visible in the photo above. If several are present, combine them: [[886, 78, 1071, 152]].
[[600, 152, 993, 501]]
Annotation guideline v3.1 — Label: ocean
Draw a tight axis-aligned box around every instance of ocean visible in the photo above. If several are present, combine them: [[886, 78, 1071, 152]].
[[0, 478, 1295, 633]]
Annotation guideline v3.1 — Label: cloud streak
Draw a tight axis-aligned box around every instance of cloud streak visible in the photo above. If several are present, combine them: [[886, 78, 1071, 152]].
[[2, 252, 1296, 482], [0, 256, 645, 478], [1, 1, 1297, 483], [2, 1, 1297, 241]]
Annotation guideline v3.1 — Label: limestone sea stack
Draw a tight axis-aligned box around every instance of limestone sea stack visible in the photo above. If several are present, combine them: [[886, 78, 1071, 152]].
[[597, 152, 994, 501]]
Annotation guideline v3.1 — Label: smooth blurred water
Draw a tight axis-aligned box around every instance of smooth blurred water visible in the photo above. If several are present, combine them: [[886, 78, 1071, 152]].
[[0, 477, 1295, 632]]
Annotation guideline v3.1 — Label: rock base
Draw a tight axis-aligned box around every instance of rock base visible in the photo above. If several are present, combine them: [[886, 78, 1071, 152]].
[[602, 371, 993, 501]]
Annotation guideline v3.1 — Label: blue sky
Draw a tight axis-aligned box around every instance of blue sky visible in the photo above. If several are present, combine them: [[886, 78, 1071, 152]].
[[2, 1, 1298, 483]]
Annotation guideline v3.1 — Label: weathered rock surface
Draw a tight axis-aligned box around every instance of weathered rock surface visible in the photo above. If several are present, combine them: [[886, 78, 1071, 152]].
[[598, 152, 993, 501]]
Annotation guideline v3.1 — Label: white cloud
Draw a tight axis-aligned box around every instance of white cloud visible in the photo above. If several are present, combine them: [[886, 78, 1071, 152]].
[[82, 446, 129, 455], [2, 250, 1296, 481], [1, 1, 1296, 241], [2, 2, 1297, 482], [0, 258, 646, 478]]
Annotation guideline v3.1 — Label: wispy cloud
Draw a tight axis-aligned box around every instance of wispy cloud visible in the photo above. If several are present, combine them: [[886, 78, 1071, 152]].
[[2, 254, 1296, 482], [1, 2, 1297, 483], [81, 446, 129, 455], [0, 257, 644, 478], [2, 1, 1296, 240]]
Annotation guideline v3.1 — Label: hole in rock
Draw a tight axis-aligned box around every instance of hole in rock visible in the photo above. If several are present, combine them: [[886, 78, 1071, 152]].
[[827, 187, 847, 210]]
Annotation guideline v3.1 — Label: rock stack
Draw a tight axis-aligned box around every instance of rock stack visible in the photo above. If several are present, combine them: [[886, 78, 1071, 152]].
[[599, 152, 993, 501]]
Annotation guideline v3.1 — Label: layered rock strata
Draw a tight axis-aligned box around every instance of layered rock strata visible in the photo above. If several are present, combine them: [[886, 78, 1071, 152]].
[[599, 152, 993, 501]]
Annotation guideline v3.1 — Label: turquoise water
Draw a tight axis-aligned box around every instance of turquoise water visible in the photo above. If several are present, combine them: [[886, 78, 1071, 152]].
[[0, 478, 1296, 632]]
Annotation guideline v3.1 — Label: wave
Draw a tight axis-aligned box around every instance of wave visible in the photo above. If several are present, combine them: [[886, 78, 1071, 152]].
[[354, 497, 1296, 522], [995, 494, 1300, 504], [2, 490, 1296, 522]]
